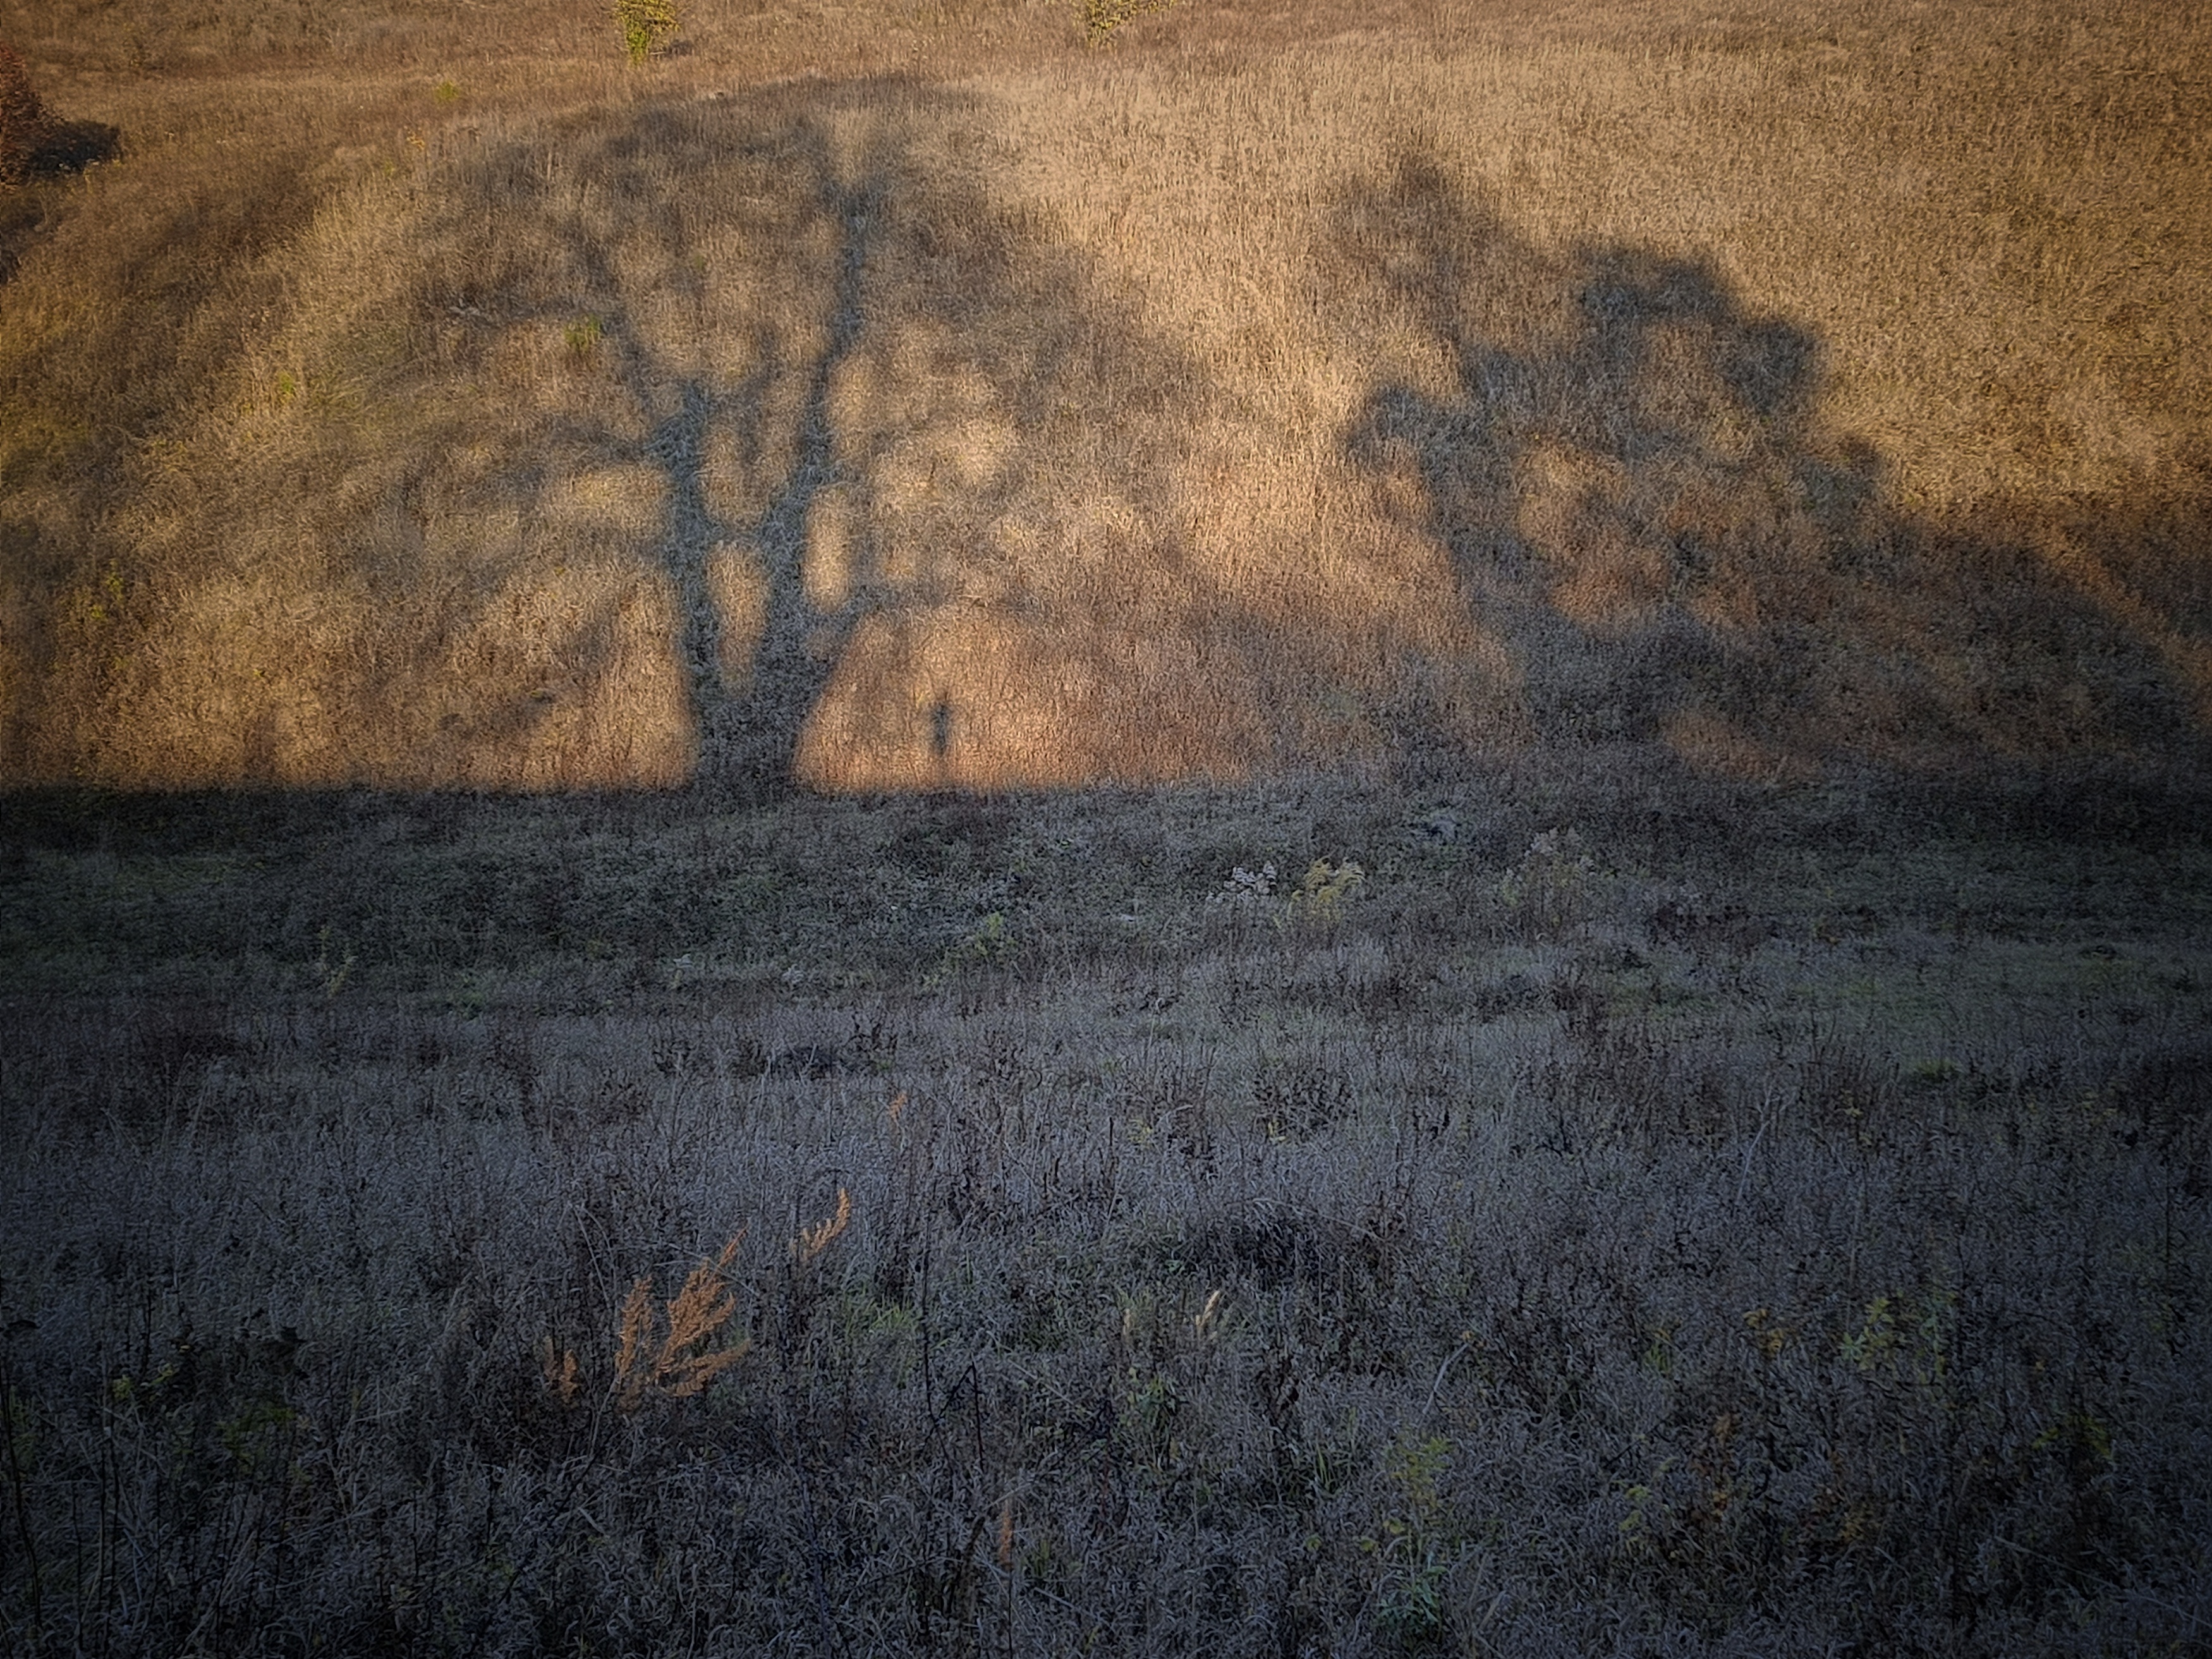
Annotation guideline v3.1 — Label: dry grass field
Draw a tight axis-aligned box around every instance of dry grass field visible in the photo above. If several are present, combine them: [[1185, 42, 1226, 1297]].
[[1, 1, 2209, 1653], [3, 0, 2207, 788]]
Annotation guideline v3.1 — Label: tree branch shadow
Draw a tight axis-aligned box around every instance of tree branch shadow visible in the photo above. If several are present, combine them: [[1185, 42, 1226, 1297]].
[[6, 103, 2206, 796], [1335, 148, 2211, 779], [559, 110, 889, 796]]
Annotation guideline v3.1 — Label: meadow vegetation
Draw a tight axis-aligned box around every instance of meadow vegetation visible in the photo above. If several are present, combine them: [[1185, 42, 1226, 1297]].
[[0, 0, 2208, 1652], [1, 0, 2205, 789], [3, 763, 2208, 1655]]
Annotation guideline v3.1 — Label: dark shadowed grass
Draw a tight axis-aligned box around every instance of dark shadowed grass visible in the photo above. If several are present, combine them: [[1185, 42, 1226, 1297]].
[[2, 757, 2209, 1654]]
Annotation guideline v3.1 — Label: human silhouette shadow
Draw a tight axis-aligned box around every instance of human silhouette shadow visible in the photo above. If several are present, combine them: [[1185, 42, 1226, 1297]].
[[346, 86, 1294, 796]]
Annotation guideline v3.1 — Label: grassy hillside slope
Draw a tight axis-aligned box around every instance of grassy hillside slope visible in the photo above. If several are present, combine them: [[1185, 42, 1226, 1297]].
[[1, 4, 2208, 1655], [2, 0, 2206, 788]]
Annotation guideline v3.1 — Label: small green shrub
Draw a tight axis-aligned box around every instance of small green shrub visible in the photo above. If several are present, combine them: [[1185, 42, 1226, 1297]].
[[1497, 827, 1598, 938], [935, 909, 1011, 976], [1364, 1434, 1459, 1645], [1081, 0, 1175, 48], [1283, 857, 1364, 928], [1208, 856, 1366, 931], [613, 0, 681, 64]]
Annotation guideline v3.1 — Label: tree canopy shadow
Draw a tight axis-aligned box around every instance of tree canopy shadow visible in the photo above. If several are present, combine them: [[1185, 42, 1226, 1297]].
[[4, 104, 2208, 795], [205, 81, 1328, 794], [410, 96, 898, 797], [1337, 150, 2212, 780]]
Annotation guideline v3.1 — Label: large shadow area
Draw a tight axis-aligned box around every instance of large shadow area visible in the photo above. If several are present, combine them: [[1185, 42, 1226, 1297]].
[[3, 99, 2208, 800], [1337, 152, 2212, 778], [3, 82, 1332, 793], [550, 89, 1344, 795]]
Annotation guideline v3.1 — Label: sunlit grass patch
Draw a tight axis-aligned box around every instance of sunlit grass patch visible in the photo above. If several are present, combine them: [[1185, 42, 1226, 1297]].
[[3, 1, 2206, 789]]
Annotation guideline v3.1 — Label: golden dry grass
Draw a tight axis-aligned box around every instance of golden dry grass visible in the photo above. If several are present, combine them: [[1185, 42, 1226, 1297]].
[[1, 0, 2206, 789]]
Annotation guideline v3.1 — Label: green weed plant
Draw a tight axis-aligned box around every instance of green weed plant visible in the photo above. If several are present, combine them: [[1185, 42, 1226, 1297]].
[[1081, 0, 1175, 48], [612, 0, 680, 64]]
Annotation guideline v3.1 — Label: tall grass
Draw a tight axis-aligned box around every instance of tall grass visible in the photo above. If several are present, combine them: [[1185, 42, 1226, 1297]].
[[3, 759, 2209, 1653], [2, 765, 2208, 1653], [1, 0, 2205, 788]]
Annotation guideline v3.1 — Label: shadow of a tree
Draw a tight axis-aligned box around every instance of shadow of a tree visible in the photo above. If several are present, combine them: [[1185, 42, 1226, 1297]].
[[8, 107, 2207, 792], [1337, 151, 2211, 779], [421, 99, 894, 796], [356, 85, 1316, 793]]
